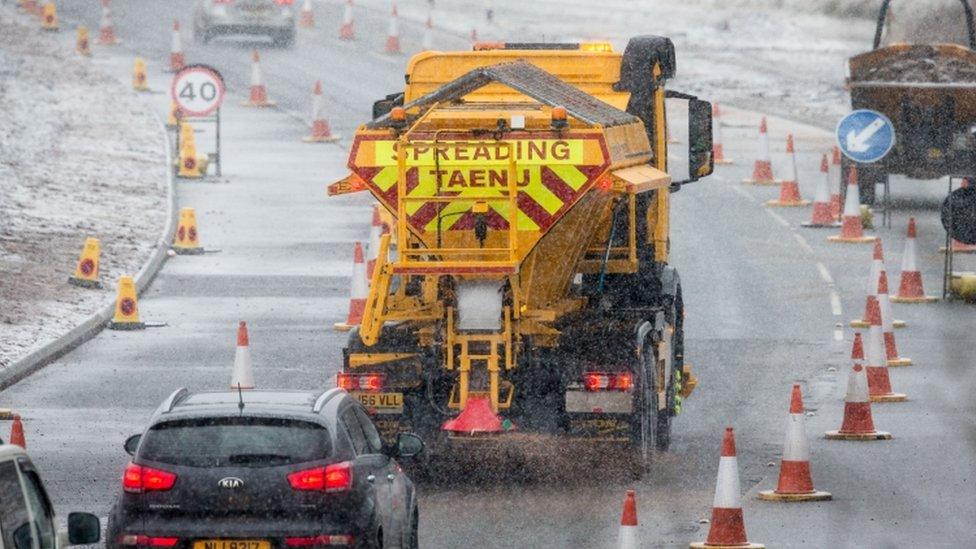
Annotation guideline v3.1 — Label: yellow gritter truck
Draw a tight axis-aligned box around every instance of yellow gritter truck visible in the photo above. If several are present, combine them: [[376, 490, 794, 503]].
[[329, 37, 713, 474]]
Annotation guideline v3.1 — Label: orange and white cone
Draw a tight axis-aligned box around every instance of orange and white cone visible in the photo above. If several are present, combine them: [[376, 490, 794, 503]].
[[339, 0, 355, 40], [366, 205, 388, 280], [828, 166, 876, 243], [9, 415, 26, 448], [618, 490, 638, 549], [243, 50, 275, 107], [691, 428, 764, 549], [829, 147, 842, 221], [97, 0, 120, 45], [801, 154, 837, 227], [712, 104, 732, 165], [385, 3, 401, 54], [741, 117, 776, 185], [941, 179, 976, 253], [825, 333, 891, 440], [864, 296, 907, 402], [303, 81, 340, 143], [299, 0, 315, 28], [334, 242, 368, 331], [758, 384, 831, 502], [230, 321, 255, 390], [892, 217, 937, 303], [766, 134, 809, 207], [168, 20, 184, 72], [422, 14, 434, 51], [851, 241, 905, 329], [877, 271, 911, 367]]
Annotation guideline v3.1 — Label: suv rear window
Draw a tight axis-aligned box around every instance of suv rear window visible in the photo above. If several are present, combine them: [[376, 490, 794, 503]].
[[138, 417, 331, 467]]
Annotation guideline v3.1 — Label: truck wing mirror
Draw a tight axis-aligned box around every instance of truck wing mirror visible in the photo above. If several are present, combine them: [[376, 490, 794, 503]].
[[665, 92, 714, 187]]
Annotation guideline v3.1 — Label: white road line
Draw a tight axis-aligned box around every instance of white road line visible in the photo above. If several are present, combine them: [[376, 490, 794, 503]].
[[816, 262, 834, 285], [730, 184, 757, 203], [834, 329, 844, 341], [793, 233, 815, 255], [830, 291, 843, 316], [765, 208, 790, 228]]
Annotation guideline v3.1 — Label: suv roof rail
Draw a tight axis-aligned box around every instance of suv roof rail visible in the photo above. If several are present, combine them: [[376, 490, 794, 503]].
[[312, 388, 343, 413], [160, 388, 190, 413]]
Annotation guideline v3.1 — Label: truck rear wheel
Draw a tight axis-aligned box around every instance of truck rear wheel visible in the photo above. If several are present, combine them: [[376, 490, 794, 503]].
[[630, 336, 672, 476]]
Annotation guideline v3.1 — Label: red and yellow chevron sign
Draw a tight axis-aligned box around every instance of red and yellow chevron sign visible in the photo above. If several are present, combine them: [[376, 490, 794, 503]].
[[348, 132, 611, 234]]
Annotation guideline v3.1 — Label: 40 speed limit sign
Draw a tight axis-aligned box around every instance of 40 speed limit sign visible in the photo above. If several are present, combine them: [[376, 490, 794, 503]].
[[171, 65, 226, 117]]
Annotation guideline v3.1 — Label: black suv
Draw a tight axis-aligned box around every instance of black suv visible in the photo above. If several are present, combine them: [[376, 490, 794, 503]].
[[106, 389, 423, 549]]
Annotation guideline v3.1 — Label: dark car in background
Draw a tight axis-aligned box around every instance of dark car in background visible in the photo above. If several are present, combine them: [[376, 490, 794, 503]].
[[193, 0, 297, 47], [106, 389, 423, 549]]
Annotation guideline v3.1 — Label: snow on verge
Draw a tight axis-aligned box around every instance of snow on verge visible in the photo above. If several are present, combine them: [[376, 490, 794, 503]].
[[0, 11, 167, 370]]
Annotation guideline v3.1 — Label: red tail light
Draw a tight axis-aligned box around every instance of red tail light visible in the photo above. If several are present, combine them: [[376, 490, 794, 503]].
[[288, 462, 353, 493], [123, 463, 177, 493], [336, 373, 384, 392], [583, 372, 633, 392], [284, 535, 355, 547], [118, 535, 180, 547]]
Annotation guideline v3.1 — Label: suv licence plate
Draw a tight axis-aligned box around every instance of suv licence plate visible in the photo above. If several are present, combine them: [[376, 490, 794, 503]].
[[194, 541, 269, 549], [353, 392, 403, 411]]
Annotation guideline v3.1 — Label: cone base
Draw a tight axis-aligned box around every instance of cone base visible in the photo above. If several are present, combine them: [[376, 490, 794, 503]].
[[851, 318, 906, 329], [715, 158, 734, 165], [333, 322, 355, 332], [109, 321, 146, 331], [824, 430, 892, 440], [172, 246, 205, 256], [742, 179, 781, 186], [68, 277, 102, 289], [765, 199, 811, 207], [800, 221, 841, 228], [691, 543, 765, 549], [887, 357, 912, 367], [241, 100, 277, 108], [757, 490, 832, 502], [303, 135, 341, 143], [177, 172, 205, 180], [890, 295, 937, 303], [97, 38, 121, 45], [134, 85, 150, 93], [870, 393, 907, 403], [827, 235, 877, 243]]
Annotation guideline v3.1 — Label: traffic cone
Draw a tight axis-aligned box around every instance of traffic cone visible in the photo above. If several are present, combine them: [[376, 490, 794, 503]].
[[334, 242, 368, 331], [877, 271, 911, 367], [829, 147, 842, 221], [231, 321, 255, 390], [243, 50, 276, 107], [132, 57, 149, 92], [299, 0, 315, 28], [864, 296, 907, 402], [758, 384, 831, 502], [892, 217, 937, 303], [40, 2, 58, 31], [618, 490, 638, 549], [19, 0, 38, 15], [422, 14, 434, 51], [303, 81, 340, 143], [109, 275, 145, 330], [851, 241, 906, 329], [9, 415, 26, 448], [691, 428, 764, 549], [97, 0, 120, 45], [801, 154, 837, 227], [168, 20, 184, 72], [825, 333, 892, 440], [741, 117, 776, 185], [385, 4, 401, 54], [177, 128, 204, 179], [712, 104, 732, 165], [76, 26, 92, 56], [172, 208, 204, 255], [166, 101, 183, 129], [828, 167, 876, 243], [766, 134, 809, 207], [339, 0, 355, 40], [941, 179, 976, 253], [68, 237, 102, 288], [366, 205, 388, 280]]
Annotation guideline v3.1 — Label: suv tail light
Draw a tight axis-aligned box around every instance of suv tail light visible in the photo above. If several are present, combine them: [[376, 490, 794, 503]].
[[288, 461, 353, 493], [118, 535, 180, 547], [123, 463, 177, 493], [583, 372, 633, 392], [284, 535, 354, 547], [336, 373, 384, 392]]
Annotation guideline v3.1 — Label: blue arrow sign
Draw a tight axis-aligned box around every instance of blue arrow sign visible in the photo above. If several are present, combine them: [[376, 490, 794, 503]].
[[836, 109, 896, 164]]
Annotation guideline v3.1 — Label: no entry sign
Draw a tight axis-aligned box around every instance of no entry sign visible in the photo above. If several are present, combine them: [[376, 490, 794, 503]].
[[171, 65, 225, 117]]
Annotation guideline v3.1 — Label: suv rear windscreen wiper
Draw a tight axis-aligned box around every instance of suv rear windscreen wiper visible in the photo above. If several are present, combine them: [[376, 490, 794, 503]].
[[227, 453, 292, 465]]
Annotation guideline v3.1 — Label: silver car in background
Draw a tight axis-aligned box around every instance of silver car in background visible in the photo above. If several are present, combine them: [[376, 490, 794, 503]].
[[193, 0, 297, 48]]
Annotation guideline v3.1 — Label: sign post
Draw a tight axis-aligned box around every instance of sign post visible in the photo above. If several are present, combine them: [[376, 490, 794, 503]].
[[171, 65, 226, 177]]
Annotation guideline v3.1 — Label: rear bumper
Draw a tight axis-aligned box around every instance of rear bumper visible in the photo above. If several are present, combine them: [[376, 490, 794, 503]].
[[206, 22, 293, 35]]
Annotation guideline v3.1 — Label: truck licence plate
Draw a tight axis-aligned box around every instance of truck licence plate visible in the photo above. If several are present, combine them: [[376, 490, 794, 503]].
[[353, 392, 403, 411], [193, 541, 269, 549]]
